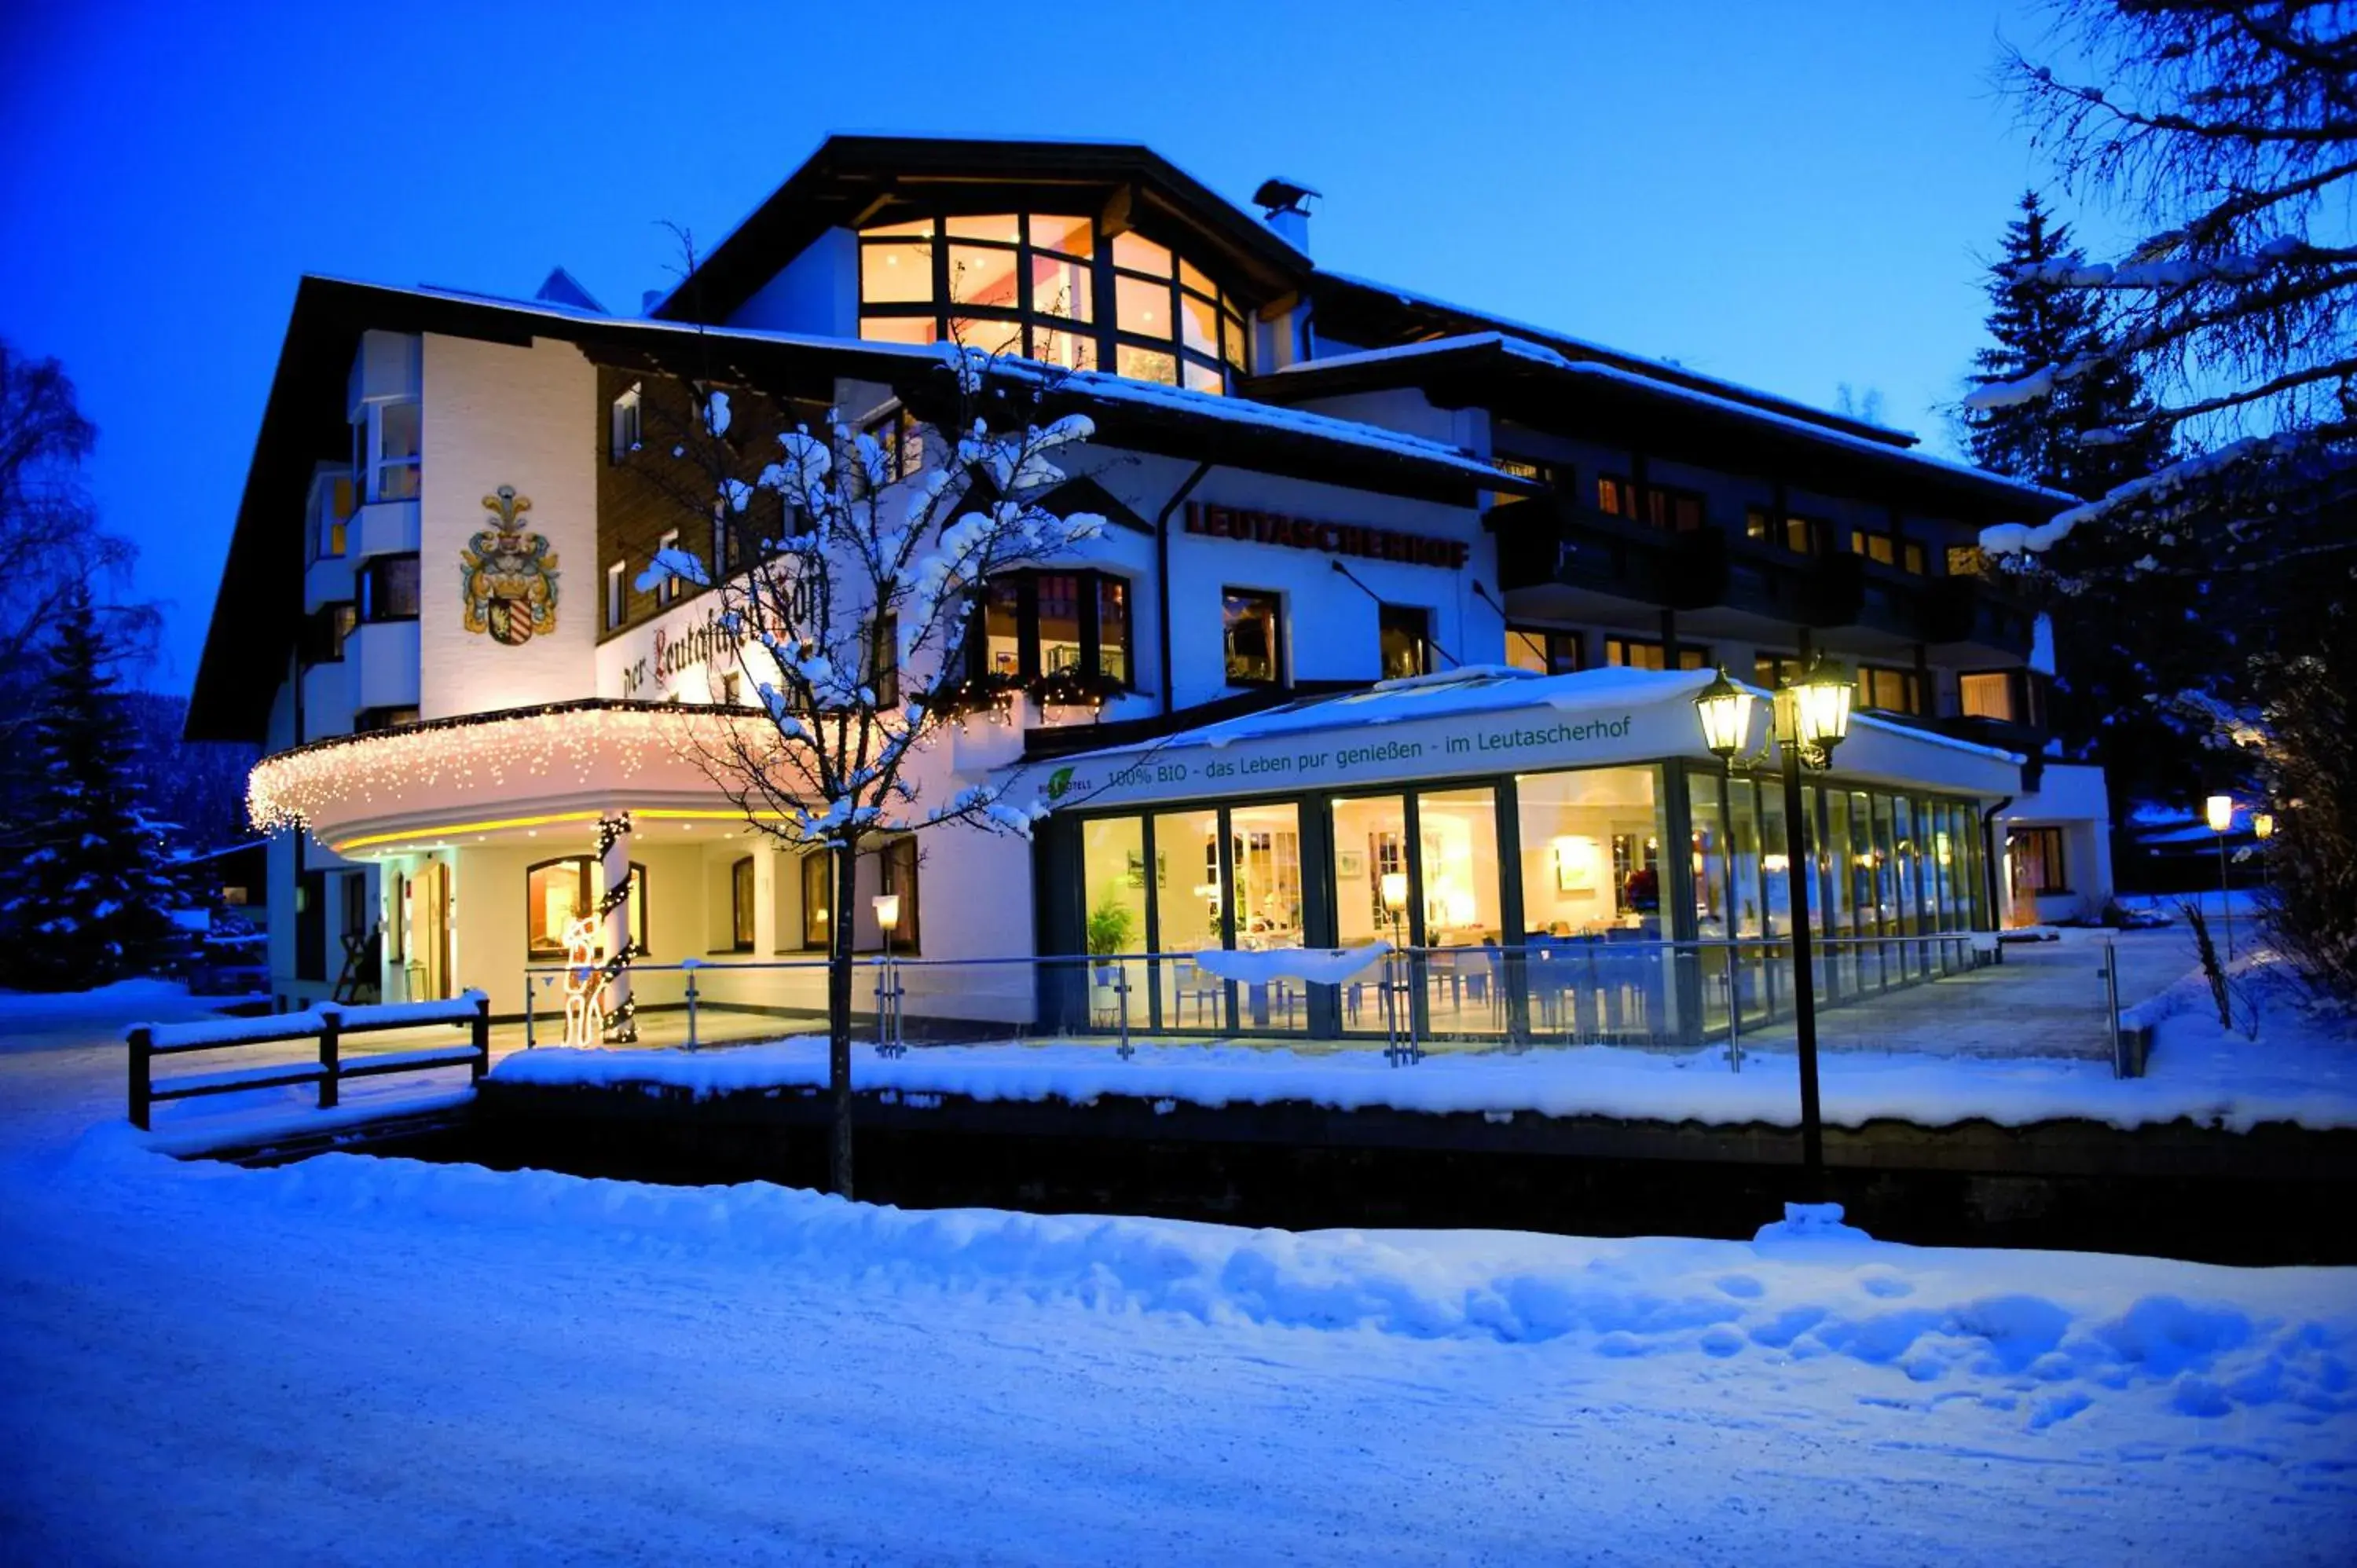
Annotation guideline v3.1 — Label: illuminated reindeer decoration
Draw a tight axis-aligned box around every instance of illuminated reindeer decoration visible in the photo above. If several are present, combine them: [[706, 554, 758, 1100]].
[[559, 914, 606, 1046]]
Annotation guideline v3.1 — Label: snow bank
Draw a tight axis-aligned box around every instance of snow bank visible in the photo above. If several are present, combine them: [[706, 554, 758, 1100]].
[[489, 1026, 2357, 1133], [68, 1132, 2356, 1435]]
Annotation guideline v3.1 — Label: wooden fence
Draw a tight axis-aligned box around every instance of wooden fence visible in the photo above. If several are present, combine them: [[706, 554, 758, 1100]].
[[126, 991, 490, 1131]]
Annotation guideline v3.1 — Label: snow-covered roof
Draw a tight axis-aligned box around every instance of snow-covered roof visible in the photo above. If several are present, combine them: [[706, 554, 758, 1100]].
[[1312, 270, 1919, 445], [1012, 665, 2025, 812], [1266, 328, 2077, 513], [1274, 331, 1575, 376], [1144, 665, 1710, 752], [1553, 361, 2083, 508]]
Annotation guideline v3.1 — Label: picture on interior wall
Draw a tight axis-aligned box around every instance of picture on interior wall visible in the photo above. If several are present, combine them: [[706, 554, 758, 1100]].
[[1336, 849, 1364, 880], [1124, 850, 1146, 890], [1552, 841, 1594, 893]]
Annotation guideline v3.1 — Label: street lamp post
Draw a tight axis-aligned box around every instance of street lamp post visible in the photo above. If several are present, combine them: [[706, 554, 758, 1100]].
[[1696, 659, 1851, 1190], [1379, 870, 1416, 1065], [2204, 793, 2235, 962], [872, 892, 904, 1057]]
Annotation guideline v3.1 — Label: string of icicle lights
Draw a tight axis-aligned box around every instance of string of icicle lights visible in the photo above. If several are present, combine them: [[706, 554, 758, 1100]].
[[246, 703, 772, 833]]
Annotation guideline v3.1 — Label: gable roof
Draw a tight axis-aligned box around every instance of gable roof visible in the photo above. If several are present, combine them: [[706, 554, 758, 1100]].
[[189, 279, 1531, 742], [1307, 270, 1916, 449]]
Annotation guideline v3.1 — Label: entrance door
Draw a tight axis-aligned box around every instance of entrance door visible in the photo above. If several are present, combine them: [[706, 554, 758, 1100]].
[[409, 860, 452, 1001]]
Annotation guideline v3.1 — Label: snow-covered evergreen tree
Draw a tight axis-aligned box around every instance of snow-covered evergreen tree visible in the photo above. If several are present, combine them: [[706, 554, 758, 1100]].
[[1967, 192, 2170, 500], [0, 584, 179, 990], [1965, 191, 2205, 817], [1968, 0, 2355, 998]]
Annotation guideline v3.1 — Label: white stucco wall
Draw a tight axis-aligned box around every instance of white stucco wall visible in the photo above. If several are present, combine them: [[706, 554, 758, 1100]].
[[418, 335, 599, 720]]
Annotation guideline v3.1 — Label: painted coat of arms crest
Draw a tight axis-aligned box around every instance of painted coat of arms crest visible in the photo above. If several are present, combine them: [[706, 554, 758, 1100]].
[[460, 485, 559, 646]]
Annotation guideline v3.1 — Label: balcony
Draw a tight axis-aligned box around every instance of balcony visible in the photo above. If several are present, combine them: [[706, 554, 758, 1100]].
[[1489, 496, 1730, 610]]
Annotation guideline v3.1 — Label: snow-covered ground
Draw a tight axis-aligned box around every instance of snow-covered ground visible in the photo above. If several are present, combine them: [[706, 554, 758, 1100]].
[[3, 983, 2355, 1563]]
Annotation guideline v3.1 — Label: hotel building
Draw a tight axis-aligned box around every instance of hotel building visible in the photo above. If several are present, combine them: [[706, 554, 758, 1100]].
[[189, 135, 2111, 1042]]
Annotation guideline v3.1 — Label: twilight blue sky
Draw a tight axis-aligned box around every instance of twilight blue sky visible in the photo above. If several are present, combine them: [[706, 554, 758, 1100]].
[[2, 0, 2099, 692]]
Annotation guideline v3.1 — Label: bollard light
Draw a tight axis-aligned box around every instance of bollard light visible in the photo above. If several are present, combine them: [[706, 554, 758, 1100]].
[[2203, 794, 2236, 960], [2205, 794, 2234, 833]]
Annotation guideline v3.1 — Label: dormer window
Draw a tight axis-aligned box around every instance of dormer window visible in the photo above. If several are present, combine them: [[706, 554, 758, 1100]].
[[856, 214, 1252, 391]]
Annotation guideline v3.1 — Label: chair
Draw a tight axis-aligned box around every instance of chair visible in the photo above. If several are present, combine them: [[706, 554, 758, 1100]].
[[1169, 960, 1222, 1028]]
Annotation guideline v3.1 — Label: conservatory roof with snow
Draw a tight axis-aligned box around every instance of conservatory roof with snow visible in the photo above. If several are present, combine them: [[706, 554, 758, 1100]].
[[1010, 666, 2024, 811]]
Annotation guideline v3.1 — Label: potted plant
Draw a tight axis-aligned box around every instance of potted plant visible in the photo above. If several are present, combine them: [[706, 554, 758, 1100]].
[[1086, 894, 1136, 1018]]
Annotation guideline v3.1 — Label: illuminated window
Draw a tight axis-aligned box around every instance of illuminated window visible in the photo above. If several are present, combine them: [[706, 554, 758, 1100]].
[[527, 857, 647, 962], [1754, 652, 1805, 689], [879, 836, 920, 953], [1378, 604, 1430, 680], [1959, 671, 2017, 721], [856, 213, 1250, 390], [1506, 625, 1582, 675], [1856, 665, 1923, 714], [961, 570, 1135, 691], [729, 857, 756, 952], [1947, 545, 1986, 577], [801, 851, 833, 951], [307, 471, 354, 562], [607, 562, 625, 629], [1746, 507, 1825, 555], [1852, 529, 1926, 573], [2009, 826, 2068, 896], [1222, 588, 1282, 685], [1604, 636, 1707, 672]]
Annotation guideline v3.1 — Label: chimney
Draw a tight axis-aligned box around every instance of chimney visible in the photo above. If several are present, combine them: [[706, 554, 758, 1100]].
[[1252, 177, 1321, 255], [641, 288, 666, 316]]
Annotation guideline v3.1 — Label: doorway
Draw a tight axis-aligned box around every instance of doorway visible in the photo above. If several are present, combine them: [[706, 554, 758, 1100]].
[[406, 859, 453, 1002]]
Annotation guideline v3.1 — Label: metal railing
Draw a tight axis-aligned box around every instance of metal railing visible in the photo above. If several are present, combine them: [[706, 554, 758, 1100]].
[[519, 929, 2135, 1072]]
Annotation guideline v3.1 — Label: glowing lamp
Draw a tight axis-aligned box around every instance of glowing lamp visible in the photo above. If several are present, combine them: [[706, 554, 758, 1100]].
[[2253, 811, 2275, 841], [1774, 655, 1853, 768], [872, 893, 901, 934], [1692, 668, 1755, 761], [2205, 794, 2234, 834], [1379, 872, 1409, 914]]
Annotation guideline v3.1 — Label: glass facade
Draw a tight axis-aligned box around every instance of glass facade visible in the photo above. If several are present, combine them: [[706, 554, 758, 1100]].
[[1055, 760, 1989, 1045]]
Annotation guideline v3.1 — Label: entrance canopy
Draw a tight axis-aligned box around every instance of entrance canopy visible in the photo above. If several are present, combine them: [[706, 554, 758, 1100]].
[[1013, 666, 2025, 813], [247, 698, 780, 855]]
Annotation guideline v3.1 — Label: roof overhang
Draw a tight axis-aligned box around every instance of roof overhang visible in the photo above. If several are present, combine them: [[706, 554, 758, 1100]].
[[1248, 335, 2072, 522], [191, 282, 1534, 742], [185, 277, 931, 743]]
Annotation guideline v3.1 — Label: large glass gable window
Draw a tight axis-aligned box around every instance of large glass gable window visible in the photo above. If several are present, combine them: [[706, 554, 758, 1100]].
[[857, 214, 1252, 390]]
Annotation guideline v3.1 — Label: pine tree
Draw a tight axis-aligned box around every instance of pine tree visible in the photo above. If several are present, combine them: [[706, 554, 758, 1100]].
[[1967, 192, 2170, 500], [0, 584, 180, 990]]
